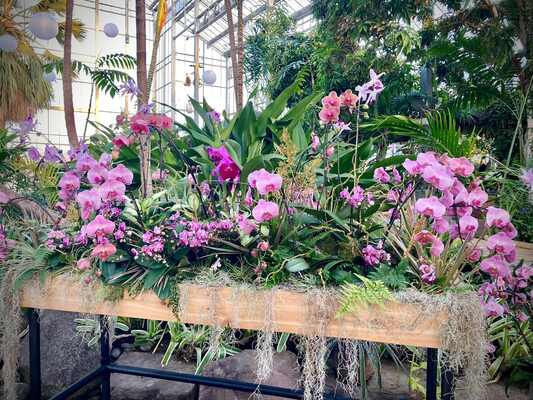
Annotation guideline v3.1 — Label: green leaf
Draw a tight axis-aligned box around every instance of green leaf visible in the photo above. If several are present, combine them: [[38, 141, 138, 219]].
[[285, 257, 310, 272]]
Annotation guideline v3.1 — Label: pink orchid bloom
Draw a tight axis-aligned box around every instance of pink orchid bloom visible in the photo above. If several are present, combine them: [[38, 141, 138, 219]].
[[77, 258, 91, 271], [130, 113, 150, 135], [112, 135, 130, 149], [402, 159, 423, 175], [440, 190, 454, 207], [356, 69, 385, 104], [415, 196, 446, 218], [417, 152, 440, 167], [486, 206, 511, 229], [446, 157, 474, 177], [486, 232, 516, 256], [321, 91, 341, 109], [392, 168, 402, 184], [87, 165, 108, 185], [414, 230, 435, 245], [430, 238, 445, 257], [326, 146, 335, 158], [339, 89, 358, 109], [76, 189, 102, 221], [207, 145, 231, 163], [467, 187, 488, 208], [480, 255, 511, 279], [75, 154, 98, 173], [501, 223, 517, 239], [99, 179, 126, 202], [252, 199, 279, 222], [252, 169, 283, 196], [319, 106, 340, 124], [458, 215, 478, 238], [215, 158, 240, 182], [373, 167, 390, 184], [99, 153, 112, 168], [467, 247, 482, 262], [450, 179, 468, 204], [482, 299, 505, 318], [158, 115, 173, 129], [108, 164, 134, 185], [311, 134, 320, 152], [433, 218, 450, 234], [422, 163, 454, 190], [419, 263, 436, 284], [237, 215, 257, 235], [91, 242, 117, 261], [86, 215, 115, 238], [58, 171, 80, 192]]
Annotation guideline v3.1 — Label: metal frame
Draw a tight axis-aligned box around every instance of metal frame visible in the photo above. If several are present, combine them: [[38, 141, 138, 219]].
[[26, 308, 454, 400]]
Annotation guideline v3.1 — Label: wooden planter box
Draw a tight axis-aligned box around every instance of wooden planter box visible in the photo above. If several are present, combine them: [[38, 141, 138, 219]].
[[21, 276, 446, 348]]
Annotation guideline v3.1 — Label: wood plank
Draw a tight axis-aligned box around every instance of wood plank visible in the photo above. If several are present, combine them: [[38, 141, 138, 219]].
[[20, 276, 446, 348]]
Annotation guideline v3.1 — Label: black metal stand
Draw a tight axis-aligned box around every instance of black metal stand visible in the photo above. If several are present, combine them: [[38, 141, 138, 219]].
[[26, 308, 454, 400]]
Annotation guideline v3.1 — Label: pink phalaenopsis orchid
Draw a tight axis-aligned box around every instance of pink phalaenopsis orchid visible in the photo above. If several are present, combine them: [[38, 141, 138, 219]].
[[59, 171, 81, 192], [99, 179, 126, 202], [252, 199, 279, 222], [112, 135, 130, 149], [86, 215, 115, 238], [311, 134, 320, 152], [108, 164, 134, 185], [91, 243, 116, 261], [319, 107, 340, 124], [486, 232, 516, 257], [76, 189, 102, 221], [339, 89, 358, 109], [458, 215, 478, 239], [480, 255, 511, 279], [373, 167, 390, 184], [419, 263, 436, 284], [248, 169, 283, 196], [356, 69, 385, 104], [321, 91, 341, 109], [76, 154, 97, 173], [415, 196, 446, 218], [486, 206, 511, 229], [87, 165, 108, 185]]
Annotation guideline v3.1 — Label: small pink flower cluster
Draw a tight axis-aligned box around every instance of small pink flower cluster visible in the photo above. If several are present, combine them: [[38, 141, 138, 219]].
[[46, 229, 71, 250], [419, 263, 436, 284], [246, 169, 283, 223], [340, 186, 374, 208], [362, 241, 390, 267], [177, 219, 234, 248], [207, 145, 241, 182], [129, 112, 173, 136], [139, 227, 167, 260], [318, 89, 359, 125]]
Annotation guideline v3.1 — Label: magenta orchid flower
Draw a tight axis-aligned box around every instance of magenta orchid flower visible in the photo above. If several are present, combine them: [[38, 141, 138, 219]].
[[414, 196, 446, 218], [91, 242, 116, 261], [76, 189, 102, 221], [86, 215, 115, 238], [99, 179, 126, 202], [87, 165, 108, 185], [108, 164, 134, 185]]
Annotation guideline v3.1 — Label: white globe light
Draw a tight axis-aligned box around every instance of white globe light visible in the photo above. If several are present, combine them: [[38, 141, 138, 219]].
[[29, 12, 59, 40], [43, 70, 56, 82], [0, 34, 18, 52], [202, 69, 217, 86], [103, 23, 119, 38]]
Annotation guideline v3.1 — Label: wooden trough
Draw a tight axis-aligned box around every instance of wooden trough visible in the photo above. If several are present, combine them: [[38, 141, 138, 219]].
[[21, 275, 446, 348]]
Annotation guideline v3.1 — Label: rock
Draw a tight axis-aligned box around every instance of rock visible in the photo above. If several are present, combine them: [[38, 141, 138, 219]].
[[199, 350, 300, 400], [20, 310, 100, 398], [111, 351, 197, 400]]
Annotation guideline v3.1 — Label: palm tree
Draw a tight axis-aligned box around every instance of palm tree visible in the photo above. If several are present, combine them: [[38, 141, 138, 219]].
[[236, 0, 244, 111], [63, 0, 79, 147]]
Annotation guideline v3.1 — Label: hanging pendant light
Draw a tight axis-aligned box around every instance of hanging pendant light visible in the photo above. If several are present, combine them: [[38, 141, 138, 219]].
[[202, 70, 216, 86], [0, 33, 18, 52], [29, 12, 59, 40], [103, 23, 119, 38], [185, 101, 193, 114]]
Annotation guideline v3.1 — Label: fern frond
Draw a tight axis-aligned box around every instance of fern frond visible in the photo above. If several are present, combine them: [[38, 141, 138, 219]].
[[368, 262, 409, 290], [337, 275, 392, 316]]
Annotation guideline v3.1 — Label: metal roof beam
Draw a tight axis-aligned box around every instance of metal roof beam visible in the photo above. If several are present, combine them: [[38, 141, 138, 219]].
[[173, 0, 226, 39], [207, 2, 268, 48]]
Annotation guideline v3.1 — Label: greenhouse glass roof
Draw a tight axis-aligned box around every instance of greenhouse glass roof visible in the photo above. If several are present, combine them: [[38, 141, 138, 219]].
[[151, 0, 313, 54]]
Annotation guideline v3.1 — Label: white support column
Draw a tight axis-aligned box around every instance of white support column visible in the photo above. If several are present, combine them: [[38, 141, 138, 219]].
[[171, 0, 177, 120]]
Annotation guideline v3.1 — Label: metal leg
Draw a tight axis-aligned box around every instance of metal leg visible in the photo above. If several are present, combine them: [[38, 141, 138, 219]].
[[27, 308, 42, 400], [440, 360, 455, 400], [426, 348, 438, 400], [100, 316, 111, 399]]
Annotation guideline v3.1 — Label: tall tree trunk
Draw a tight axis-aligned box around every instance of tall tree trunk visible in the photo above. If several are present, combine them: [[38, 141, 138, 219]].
[[136, 0, 152, 197], [236, 0, 244, 111], [224, 0, 242, 111], [63, 0, 79, 148]]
